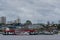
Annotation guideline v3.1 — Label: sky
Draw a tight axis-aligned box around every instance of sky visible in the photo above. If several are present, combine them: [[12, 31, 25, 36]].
[[0, 0, 60, 23]]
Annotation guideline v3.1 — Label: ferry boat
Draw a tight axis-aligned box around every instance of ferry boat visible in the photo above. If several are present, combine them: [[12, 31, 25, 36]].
[[2, 28, 16, 35]]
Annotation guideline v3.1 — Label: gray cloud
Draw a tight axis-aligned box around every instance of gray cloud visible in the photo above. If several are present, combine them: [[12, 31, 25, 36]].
[[0, 0, 60, 23]]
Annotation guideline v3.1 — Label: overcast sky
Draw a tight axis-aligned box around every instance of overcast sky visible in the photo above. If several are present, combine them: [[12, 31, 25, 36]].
[[0, 0, 60, 23]]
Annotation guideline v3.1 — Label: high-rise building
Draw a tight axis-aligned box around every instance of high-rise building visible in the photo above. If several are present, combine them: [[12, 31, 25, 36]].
[[0, 16, 6, 24], [15, 18, 20, 23]]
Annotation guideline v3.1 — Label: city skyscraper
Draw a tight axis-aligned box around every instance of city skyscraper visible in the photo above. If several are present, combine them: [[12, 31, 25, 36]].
[[0, 16, 6, 24]]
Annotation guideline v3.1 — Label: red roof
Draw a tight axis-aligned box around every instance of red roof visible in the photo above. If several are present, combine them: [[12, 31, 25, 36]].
[[3, 29, 15, 32], [3, 29, 36, 32], [22, 30, 36, 32]]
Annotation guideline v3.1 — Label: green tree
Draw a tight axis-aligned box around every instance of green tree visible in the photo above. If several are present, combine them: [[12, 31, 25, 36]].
[[23, 20, 32, 30], [24, 20, 32, 25]]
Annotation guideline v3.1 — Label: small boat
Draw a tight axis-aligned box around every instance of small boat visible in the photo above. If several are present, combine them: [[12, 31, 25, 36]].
[[37, 30, 54, 35], [43, 31, 54, 35]]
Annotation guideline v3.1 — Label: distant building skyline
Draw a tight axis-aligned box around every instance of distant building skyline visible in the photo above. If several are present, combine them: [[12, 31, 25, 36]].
[[0, 16, 59, 24]]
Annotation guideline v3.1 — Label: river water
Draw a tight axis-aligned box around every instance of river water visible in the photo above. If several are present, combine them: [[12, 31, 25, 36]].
[[0, 34, 60, 40]]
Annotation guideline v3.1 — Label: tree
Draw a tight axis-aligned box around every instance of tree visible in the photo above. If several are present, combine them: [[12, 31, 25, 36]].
[[23, 20, 32, 30], [57, 20, 60, 30], [24, 20, 32, 26], [57, 24, 60, 30]]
